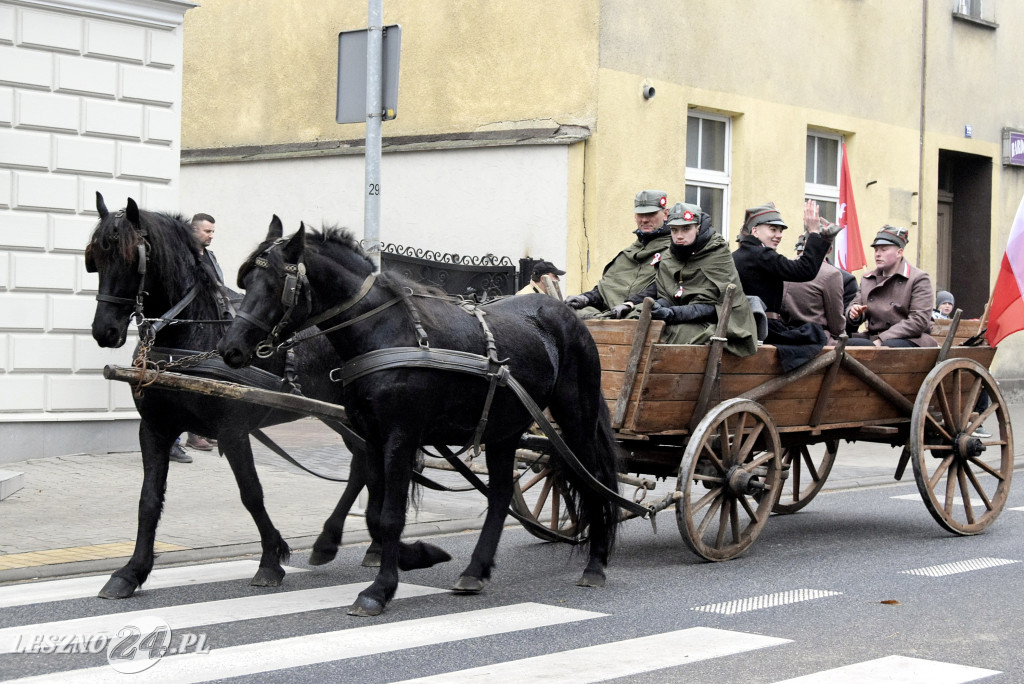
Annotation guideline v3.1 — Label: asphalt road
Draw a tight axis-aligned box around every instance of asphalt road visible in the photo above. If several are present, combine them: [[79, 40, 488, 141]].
[[1, 477, 1021, 682]]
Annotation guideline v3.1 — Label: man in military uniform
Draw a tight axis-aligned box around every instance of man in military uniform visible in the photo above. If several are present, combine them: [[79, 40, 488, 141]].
[[618, 202, 757, 354], [846, 225, 937, 347], [565, 190, 671, 317]]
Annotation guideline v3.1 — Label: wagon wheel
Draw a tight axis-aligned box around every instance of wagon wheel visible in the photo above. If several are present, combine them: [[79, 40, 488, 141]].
[[676, 398, 782, 561], [910, 358, 1013, 535], [772, 440, 839, 514], [510, 460, 586, 544]]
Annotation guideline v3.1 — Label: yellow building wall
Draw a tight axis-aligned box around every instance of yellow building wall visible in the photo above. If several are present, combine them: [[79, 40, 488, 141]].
[[182, 0, 600, 149]]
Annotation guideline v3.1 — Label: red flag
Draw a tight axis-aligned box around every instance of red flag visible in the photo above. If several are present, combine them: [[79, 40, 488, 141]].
[[986, 193, 1024, 347], [835, 143, 867, 272]]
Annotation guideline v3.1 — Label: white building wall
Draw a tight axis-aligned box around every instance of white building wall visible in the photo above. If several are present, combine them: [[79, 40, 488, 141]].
[[0, 0, 193, 463], [179, 145, 571, 283]]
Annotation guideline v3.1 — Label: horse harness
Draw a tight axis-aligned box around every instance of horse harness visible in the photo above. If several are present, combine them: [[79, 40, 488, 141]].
[[244, 248, 651, 521]]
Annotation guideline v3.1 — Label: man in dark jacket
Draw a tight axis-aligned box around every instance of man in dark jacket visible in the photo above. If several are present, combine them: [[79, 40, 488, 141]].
[[565, 190, 671, 317], [733, 201, 835, 371]]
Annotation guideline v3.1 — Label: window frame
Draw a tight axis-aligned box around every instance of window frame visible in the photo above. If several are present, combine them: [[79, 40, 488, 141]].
[[685, 111, 732, 240], [805, 130, 843, 223]]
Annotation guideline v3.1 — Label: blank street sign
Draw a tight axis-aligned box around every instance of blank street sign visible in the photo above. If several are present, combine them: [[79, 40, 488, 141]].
[[336, 24, 402, 124]]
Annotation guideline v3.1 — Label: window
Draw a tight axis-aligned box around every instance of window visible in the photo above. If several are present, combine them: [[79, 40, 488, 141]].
[[953, 0, 997, 28], [685, 112, 731, 239], [805, 132, 841, 223]]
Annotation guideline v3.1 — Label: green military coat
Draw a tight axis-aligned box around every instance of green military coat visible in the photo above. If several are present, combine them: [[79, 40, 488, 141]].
[[592, 235, 672, 312], [651, 233, 757, 356]]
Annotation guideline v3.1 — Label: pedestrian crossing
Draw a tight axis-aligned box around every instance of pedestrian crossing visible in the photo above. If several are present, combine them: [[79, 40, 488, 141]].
[[0, 560, 1004, 683]]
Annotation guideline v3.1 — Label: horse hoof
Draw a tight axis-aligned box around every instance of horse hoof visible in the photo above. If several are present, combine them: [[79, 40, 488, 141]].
[[361, 550, 382, 568], [576, 572, 606, 588], [398, 541, 452, 571], [308, 547, 338, 566], [452, 575, 486, 593], [347, 596, 385, 617], [250, 567, 285, 587], [98, 576, 138, 599]]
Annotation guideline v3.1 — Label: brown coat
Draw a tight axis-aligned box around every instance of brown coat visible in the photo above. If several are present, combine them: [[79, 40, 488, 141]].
[[849, 259, 937, 347], [782, 261, 845, 343]]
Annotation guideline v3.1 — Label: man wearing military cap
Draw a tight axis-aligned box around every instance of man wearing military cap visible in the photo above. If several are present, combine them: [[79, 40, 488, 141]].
[[615, 202, 757, 354], [846, 225, 937, 347], [517, 259, 566, 296], [565, 189, 671, 317]]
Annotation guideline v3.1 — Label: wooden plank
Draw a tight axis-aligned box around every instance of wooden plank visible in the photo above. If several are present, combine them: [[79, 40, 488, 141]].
[[631, 393, 912, 433], [612, 300, 655, 428]]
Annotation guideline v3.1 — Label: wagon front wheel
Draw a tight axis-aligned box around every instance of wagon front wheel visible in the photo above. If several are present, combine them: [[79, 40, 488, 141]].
[[772, 440, 838, 514], [676, 398, 781, 561], [910, 358, 1013, 535]]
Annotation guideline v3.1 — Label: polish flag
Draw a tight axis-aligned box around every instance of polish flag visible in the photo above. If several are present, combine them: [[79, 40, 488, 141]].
[[835, 143, 867, 272], [986, 193, 1024, 347]]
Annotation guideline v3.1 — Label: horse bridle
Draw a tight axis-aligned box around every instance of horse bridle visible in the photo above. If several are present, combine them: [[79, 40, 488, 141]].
[[240, 242, 421, 359], [85, 211, 150, 327]]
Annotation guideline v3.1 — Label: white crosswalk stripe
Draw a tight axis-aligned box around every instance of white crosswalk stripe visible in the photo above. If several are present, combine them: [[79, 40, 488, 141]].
[[394, 627, 791, 683], [771, 654, 1000, 683], [0, 582, 445, 655], [0, 561, 1005, 683], [0, 560, 305, 609], [8, 603, 607, 683]]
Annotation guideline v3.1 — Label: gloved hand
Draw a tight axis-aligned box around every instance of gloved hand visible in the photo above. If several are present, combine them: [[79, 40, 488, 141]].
[[649, 300, 673, 321], [650, 302, 717, 324], [610, 302, 635, 319], [564, 294, 589, 309], [818, 218, 843, 240]]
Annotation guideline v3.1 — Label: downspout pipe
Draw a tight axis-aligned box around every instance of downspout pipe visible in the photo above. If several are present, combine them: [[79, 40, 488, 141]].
[[916, 0, 928, 267]]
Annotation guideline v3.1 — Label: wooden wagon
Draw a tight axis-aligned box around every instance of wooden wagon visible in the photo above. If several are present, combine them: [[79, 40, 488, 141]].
[[511, 292, 1014, 561]]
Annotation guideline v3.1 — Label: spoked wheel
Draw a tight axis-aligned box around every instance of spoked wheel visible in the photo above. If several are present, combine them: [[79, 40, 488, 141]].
[[910, 358, 1013, 535], [676, 398, 782, 561], [510, 458, 585, 544], [772, 440, 838, 514]]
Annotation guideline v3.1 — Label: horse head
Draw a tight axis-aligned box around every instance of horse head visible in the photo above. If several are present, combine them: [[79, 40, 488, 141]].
[[219, 218, 311, 367], [88, 193, 152, 347], [87, 193, 205, 348], [220, 219, 376, 368]]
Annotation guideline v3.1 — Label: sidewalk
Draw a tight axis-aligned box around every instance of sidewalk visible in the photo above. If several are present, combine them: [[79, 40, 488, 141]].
[[2, 404, 1022, 585]]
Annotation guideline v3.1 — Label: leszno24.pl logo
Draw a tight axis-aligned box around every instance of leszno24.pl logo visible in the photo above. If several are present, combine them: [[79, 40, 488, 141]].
[[13, 616, 210, 674]]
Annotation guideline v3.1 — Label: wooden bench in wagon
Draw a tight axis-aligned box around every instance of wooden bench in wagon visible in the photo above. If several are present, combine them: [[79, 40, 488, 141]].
[[517, 288, 1013, 562]]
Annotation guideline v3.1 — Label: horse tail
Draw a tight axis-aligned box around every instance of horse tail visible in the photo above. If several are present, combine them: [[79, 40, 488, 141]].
[[545, 328, 621, 558]]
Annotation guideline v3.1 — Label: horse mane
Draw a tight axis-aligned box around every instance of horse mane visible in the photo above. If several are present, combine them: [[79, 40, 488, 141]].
[[88, 206, 221, 318]]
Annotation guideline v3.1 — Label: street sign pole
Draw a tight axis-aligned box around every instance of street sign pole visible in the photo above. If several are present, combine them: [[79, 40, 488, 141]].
[[364, 0, 383, 271]]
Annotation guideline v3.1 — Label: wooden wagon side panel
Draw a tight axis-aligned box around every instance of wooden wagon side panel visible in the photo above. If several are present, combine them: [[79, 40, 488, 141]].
[[627, 343, 996, 434], [585, 319, 665, 427]]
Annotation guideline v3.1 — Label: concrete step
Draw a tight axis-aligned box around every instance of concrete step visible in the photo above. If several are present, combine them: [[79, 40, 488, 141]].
[[0, 470, 24, 501]]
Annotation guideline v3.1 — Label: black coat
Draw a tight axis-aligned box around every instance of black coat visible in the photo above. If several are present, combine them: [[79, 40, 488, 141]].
[[732, 233, 829, 314]]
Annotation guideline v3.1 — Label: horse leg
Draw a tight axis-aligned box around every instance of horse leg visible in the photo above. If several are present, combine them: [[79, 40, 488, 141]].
[[99, 423, 174, 599], [453, 439, 516, 594], [348, 438, 415, 617], [218, 431, 290, 587], [309, 441, 450, 570]]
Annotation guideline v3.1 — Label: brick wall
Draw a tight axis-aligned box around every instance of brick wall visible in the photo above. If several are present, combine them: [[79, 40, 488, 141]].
[[0, 0, 192, 458]]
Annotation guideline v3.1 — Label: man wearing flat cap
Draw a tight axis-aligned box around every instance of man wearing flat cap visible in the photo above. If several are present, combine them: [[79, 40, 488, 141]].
[[732, 200, 835, 371], [846, 225, 937, 347], [565, 189, 671, 317], [517, 259, 566, 297]]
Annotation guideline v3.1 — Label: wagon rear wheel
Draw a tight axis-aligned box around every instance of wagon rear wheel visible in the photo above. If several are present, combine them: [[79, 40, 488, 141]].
[[510, 459, 586, 544], [676, 398, 782, 561], [910, 358, 1013, 535], [772, 440, 838, 514]]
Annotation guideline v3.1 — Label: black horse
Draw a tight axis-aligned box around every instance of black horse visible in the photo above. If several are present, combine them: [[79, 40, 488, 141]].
[[87, 194, 449, 599], [218, 222, 621, 616]]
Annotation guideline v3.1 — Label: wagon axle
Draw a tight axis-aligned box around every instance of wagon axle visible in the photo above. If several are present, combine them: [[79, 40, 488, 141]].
[[726, 464, 769, 496]]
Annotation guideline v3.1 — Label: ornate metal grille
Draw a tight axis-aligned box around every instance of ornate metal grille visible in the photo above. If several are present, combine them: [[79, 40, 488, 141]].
[[380, 243, 517, 300]]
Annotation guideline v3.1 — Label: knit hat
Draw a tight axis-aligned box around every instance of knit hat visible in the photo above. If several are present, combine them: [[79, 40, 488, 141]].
[[936, 290, 954, 308]]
